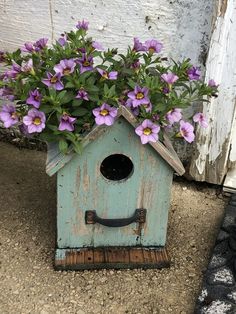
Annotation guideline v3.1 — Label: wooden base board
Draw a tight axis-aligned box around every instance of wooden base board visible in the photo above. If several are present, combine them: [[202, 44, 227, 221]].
[[55, 247, 170, 270]]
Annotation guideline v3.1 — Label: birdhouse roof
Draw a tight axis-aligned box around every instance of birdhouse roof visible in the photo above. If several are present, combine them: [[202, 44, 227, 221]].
[[46, 106, 185, 176]]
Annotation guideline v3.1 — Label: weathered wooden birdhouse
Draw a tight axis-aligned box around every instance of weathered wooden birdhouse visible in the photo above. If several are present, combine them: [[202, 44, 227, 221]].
[[46, 106, 185, 270]]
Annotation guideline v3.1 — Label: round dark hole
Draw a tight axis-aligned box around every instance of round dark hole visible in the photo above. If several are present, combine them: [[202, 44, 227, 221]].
[[100, 154, 134, 181]]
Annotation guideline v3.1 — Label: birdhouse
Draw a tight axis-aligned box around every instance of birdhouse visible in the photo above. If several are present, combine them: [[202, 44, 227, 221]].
[[46, 106, 185, 270]]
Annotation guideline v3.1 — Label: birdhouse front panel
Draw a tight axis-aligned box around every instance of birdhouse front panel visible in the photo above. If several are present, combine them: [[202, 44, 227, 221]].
[[57, 117, 173, 249]]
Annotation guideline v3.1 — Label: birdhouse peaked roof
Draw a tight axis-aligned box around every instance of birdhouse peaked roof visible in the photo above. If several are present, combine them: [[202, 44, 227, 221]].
[[46, 106, 185, 177]]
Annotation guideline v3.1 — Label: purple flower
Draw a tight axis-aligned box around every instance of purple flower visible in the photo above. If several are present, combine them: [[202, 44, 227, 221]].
[[54, 59, 76, 76], [76, 20, 89, 30], [162, 87, 170, 94], [23, 109, 46, 133], [125, 98, 140, 116], [58, 114, 76, 131], [19, 123, 31, 137], [142, 102, 152, 113], [187, 66, 201, 81], [21, 59, 33, 73], [135, 119, 160, 144], [145, 39, 163, 54], [0, 87, 15, 101], [77, 54, 93, 74], [42, 72, 64, 90], [26, 90, 42, 108], [92, 41, 104, 51], [76, 89, 89, 101], [97, 68, 118, 80], [21, 42, 35, 53], [35, 38, 48, 50], [161, 72, 179, 85], [5, 63, 21, 79], [131, 60, 141, 71], [208, 79, 218, 87], [166, 108, 182, 124], [92, 103, 118, 126], [127, 86, 150, 107], [193, 112, 208, 128], [0, 104, 19, 128], [179, 120, 195, 143], [57, 34, 67, 47], [133, 38, 147, 52]]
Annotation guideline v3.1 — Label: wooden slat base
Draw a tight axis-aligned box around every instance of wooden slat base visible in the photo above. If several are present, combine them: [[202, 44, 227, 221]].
[[55, 247, 170, 270]]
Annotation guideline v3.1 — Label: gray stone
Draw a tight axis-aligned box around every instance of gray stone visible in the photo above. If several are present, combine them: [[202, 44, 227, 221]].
[[201, 300, 234, 314], [208, 254, 227, 269], [222, 215, 235, 230], [217, 230, 229, 242], [227, 291, 236, 304], [207, 268, 235, 286]]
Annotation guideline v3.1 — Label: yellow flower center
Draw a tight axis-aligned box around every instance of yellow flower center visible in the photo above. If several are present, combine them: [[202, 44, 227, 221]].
[[102, 72, 109, 79], [100, 109, 109, 116], [33, 117, 41, 125], [63, 68, 71, 75], [50, 76, 58, 83], [83, 61, 90, 67], [148, 47, 155, 54], [143, 127, 152, 135], [11, 112, 17, 119], [136, 92, 144, 100]]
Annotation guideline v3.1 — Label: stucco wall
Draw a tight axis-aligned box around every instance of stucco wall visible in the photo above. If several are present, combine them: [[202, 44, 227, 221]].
[[0, 0, 213, 64]]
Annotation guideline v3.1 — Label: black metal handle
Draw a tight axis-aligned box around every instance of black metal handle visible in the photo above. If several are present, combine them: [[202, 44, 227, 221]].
[[85, 208, 146, 227]]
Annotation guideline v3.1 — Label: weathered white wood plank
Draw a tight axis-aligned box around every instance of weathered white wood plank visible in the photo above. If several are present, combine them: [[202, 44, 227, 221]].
[[190, 0, 236, 184]]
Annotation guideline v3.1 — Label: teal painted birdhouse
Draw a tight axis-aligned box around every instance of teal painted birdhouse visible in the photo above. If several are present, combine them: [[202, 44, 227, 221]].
[[46, 106, 185, 270]]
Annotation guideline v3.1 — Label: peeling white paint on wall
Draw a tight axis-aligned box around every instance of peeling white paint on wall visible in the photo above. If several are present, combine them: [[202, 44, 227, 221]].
[[190, 0, 236, 185], [0, 0, 213, 66]]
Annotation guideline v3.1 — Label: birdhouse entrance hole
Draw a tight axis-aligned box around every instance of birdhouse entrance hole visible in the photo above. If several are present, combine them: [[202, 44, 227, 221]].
[[100, 154, 134, 181]]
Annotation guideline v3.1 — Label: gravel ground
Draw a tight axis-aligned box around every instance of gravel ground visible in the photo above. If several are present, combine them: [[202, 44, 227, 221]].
[[0, 141, 227, 314]]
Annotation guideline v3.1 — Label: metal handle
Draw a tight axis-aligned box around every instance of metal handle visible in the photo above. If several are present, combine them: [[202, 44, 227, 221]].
[[85, 208, 146, 227]]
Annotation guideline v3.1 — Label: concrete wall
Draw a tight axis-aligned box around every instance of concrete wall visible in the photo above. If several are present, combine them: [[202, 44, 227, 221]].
[[0, 0, 214, 65]]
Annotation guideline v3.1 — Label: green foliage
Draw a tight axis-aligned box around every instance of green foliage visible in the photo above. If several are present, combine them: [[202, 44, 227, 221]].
[[0, 23, 218, 154]]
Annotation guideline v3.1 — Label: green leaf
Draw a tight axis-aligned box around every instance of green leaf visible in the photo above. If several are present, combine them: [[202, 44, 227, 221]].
[[65, 82, 75, 88], [86, 85, 100, 92], [59, 139, 68, 154], [72, 99, 83, 107], [60, 91, 75, 104], [72, 107, 89, 116], [127, 79, 136, 89]]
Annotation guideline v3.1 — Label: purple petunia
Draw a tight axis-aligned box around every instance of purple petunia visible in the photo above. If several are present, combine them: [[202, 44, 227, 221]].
[[92, 103, 118, 126], [193, 112, 208, 128], [131, 60, 141, 71], [97, 68, 118, 80], [58, 114, 76, 132], [125, 98, 140, 116], [57, 34, 67, 47], [23, 109, 46, 133], [77, 54, 94, 74], [187, 66, 201, 81], [0, 87, 15, 101], [54, 59, 76, 76], [166, 108, 182, 125], [161, 72, 179, 85], [35, 38, 48, 51], [4, 63, 21, 80], [133, 38, 147, 52], [135, 119, 160, 144], [76, 89, 89, 101], [208, 79, 217, 87], [145, 39, 163, 54], [26, 90, 42, 108], [21, 59, 33, 73], [76, 20, 89, 30], [179, 120, 195, 143], [21, 42, 35, 53], [42, 72, 64, 90], [127, 86, 150, 108], [92, 41, 104, 51], [0, 104, 19, 128]]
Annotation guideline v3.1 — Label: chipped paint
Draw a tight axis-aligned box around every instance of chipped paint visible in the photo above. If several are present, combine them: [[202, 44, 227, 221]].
[[190, 0, 236, 185]]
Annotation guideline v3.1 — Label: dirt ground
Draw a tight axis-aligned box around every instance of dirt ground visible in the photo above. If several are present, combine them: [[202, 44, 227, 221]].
[[0, 141, 227, 314]]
